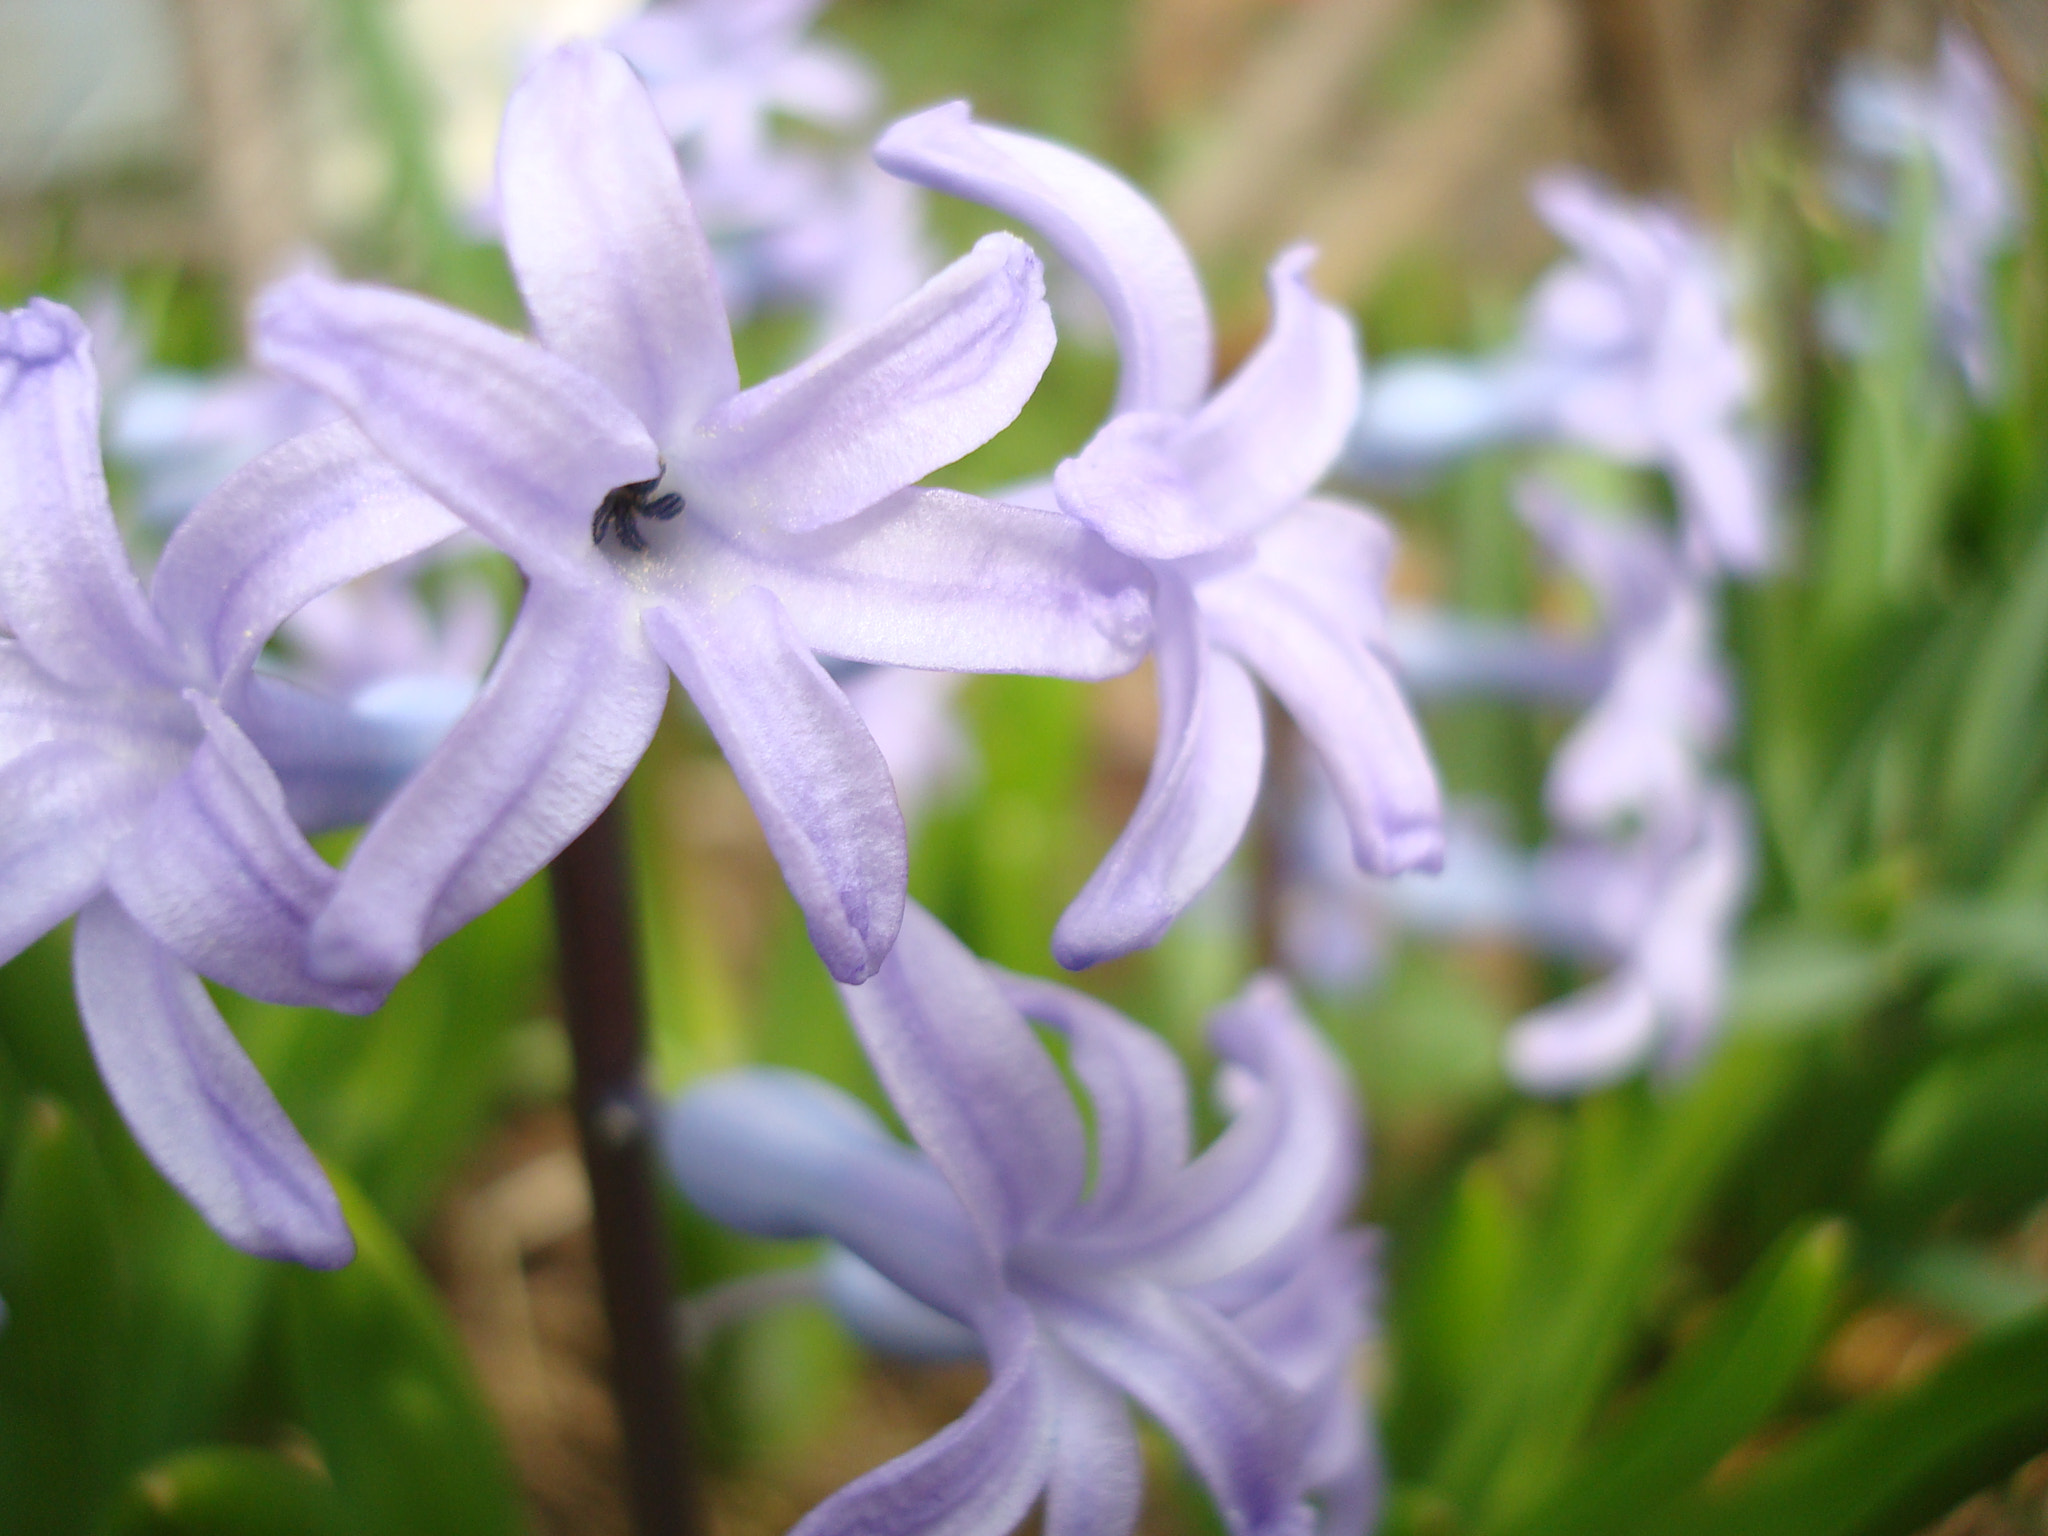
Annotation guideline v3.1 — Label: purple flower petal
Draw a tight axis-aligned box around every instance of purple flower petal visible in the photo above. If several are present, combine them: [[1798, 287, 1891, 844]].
[[72, 894, 353, 1268], [1204, 571, 1443, 876], [1232, 499, 1395, 657], [106, 694, 380, 1013], [1040, 1274, 1311, 1536], [1053, 578, 1266, 969], [661, 1068, 994, 1322], [1043, 1343, 1143, 1536], [675, 485, 1151, 677], [875, 101, 1211, 415], [646, 586, 907, 984], [253, 274, 659, 586], [0, 740, 154, 967], [150, 420, 464, 689], [683, 233, 1054, 533], [1170, 249, 1360, 547], [1052, 411, 1214, 561], [789, 1300, 1056, 1536], [1505, 973, 1660, 1094], [497, 40, 738, 443], [839, 903, 1088, 1255], [0, 300, 178, 691], [1100, 977, 1360, 1298], [996, 970, 1192, 1223], [311, 581, 670, 987]]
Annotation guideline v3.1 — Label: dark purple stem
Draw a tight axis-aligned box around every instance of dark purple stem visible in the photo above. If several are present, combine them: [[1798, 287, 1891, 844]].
[[549, 797, 703, 1536]]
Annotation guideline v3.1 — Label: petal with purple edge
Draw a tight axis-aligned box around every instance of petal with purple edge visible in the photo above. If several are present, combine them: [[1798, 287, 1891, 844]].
[[498, 40, 738, 442], [661, 1068, 995, 1323], [1099, 977, 1360, 1298], [683, 233, 1054, 533], [1202, 575, 1442, 876], [150, 420, 464, 689], [839, 902, 1088, 1255], [875, 102, 1212, 415], [311, 580, 668, 988], [675, 485, 1151, 678], [0, 299, 177, 690], [0, 740, 154, 968], [1171, 249, 1361, 548], [1505, 973, 1661, 1094], [1044, 1343, 1143, 1536], [1040, 1274, 1312, 1536], [106, 694, 381, 1013], [789, 1300, 1055, 1536], [645, 587, 906, 984], [72, 894, 353, 1268], [995, 970, 1191, 1223], [1053, 578, 1265, 970], [253, 274, 657, 586]]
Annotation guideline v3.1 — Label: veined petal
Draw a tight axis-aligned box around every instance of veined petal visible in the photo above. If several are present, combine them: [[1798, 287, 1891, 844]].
[[840, 903, 1088, 1256], [1052, 412, 1215, 562], [72, 895, 352, 1268], [673, 486, 1151, 677], [1098, 977, 1360, 1297], [1505, 973, 1661, 1094], [789, 1300, 1055, 1536], [1203, 577, 1442, 876], [1040, 1274, 1312, 1536], [106, 694, 380, 1013], [498, 40, 737, 442], [253, 274, 658, 585], [1235, 500, 1397, 655], [875, 102, 1212, 415], [151, 420, 464, 689], [0, 300, 176, 690], [821, 1247, 986, 1360], [683, 233, 1054, 533], [311, 581, 668, 988], [995, 970, 1191, 1222], [1054, 579, 1265, 970], [645, 587, 906, 984], [1044, 1343, 1143, 1536], [1172, 249, 1361, 547], [661, 1068, 994, 1323], [0, 740, 153, 967]]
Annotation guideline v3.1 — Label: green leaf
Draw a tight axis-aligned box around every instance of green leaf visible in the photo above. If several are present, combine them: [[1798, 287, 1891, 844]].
[[0, 1098, 131, 1536], [1640, 1304, 2048, 1536], [1866, 1035, 2048, 1231], [103, 1447, 346, 1536], [281, 1170, 525, 1536], [1497, 1219, 1848, 1536], [1430, 1039, 1805, 1527]]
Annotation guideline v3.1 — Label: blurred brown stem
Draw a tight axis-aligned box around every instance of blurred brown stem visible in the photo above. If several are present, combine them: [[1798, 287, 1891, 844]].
[[550, 799, 703, 1536]]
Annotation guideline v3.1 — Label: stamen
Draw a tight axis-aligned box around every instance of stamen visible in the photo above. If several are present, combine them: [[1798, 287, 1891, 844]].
[[592, 465, 684, 553]]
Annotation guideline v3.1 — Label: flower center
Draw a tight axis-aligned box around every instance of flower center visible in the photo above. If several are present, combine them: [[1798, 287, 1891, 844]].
[[592, 465, 684, 553]]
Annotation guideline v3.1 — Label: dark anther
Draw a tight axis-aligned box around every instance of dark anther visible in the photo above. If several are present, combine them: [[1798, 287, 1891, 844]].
[[592, 466, 685, 553]]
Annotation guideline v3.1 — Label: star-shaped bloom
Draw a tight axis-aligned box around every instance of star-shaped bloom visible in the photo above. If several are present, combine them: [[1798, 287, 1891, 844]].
[[1350, 173, 1773, 576], [877, 103, 1443, 969], [663, 902, 1378, 1536], [1507, 785, 1752, 1092], [254, 44, 1150, 991], [1834, 23, 2017, 397], [0, 299, 467, 1266]]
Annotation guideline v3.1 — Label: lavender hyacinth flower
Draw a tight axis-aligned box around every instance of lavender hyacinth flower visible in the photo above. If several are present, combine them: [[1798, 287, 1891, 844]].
[[1834, 23, 2017, 398], [0, 299, 467, 1265], [878, 103, 1443, 969], [255, 43, 1149, 989], [1350, 173, 1773, 576], [1508, 787, 1752, 1092], [664, 903, 1378, 1536]]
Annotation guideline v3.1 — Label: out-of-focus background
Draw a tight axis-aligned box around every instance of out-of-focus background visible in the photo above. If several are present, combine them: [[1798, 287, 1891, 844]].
[[3, 3, 2048, 1536]]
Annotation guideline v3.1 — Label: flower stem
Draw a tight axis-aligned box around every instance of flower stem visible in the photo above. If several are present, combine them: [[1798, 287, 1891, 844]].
[[550, 797, 703, 1536]]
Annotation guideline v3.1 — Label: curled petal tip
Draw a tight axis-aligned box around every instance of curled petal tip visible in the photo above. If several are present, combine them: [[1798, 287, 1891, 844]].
[[307, 908, 421, 994], [0, 297, 87, 363]]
